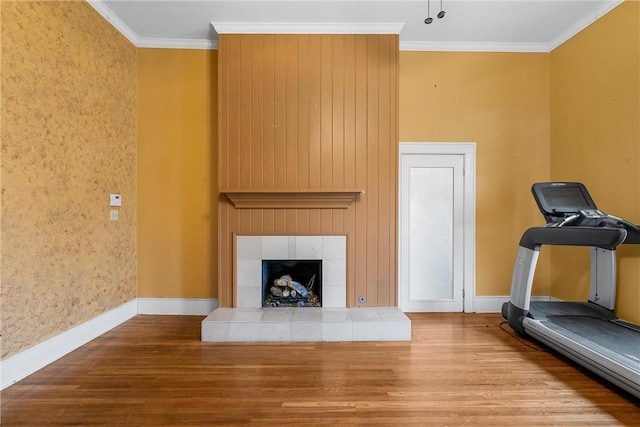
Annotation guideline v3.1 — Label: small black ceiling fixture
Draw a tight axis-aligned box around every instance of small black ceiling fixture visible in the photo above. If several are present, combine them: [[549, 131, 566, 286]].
[[424, 0, 433, 24], [438, 0, 446, 19], [425, 0, 446, 24]]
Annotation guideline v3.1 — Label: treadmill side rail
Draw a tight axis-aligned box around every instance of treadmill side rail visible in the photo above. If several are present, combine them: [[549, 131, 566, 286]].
[[510, 246, 539, 312], [507, 246, 539, 335], [590, 247, 617, 310]]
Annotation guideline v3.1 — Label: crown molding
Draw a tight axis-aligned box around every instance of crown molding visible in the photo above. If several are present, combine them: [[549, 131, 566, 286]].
[[400, 41, 548, 53], [548, 0, 623, 51], [137, 37, 218, 50], [211, 22, 405, 35], [87, 0, 139, 46]]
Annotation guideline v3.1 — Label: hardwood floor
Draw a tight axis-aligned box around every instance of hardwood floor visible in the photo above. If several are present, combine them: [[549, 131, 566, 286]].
[[2, 313, 638, 426]]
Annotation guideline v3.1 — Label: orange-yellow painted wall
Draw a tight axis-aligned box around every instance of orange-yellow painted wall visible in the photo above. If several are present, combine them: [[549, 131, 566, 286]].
[[550, 1, 640, 323], [136, 49, 218, 298], [399, 52, 552, 296]]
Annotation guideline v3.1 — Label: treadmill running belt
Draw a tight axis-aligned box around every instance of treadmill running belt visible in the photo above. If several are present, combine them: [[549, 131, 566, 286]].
[[545, 315, 640, 369]]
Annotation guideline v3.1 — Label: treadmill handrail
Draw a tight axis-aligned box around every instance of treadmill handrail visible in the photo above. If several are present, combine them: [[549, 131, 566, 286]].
[[519, 226, 627, 251]]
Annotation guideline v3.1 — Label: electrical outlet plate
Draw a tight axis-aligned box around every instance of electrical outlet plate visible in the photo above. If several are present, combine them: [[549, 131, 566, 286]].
[[110, 209, 119, 221]]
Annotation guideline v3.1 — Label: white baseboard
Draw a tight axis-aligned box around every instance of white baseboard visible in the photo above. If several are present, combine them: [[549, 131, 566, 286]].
[[1, 299, 137, 390], [137, 298, 218, 315], [474, 295, 556, 313], [1, 298, 219, 390]]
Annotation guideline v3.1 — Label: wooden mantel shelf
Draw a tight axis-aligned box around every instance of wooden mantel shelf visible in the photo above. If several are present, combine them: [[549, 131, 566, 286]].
[[221, 188, 364, 209]]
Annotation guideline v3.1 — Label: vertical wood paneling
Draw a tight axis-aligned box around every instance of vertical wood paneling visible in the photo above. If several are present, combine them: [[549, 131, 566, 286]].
[[218, 34, 398, 308], [332, 36, 345, 189], [274, 36, 288, 189], [377, 36, 393, 306], [285, 36, 299, 189], [218, 36, 230, 306], [249, 36, 263, 232], [263, 36, 276, 189], [273, 36, 289, 231], [308, 37, 322, 189], [309, 208, 321, 234], [250, 35, 264, 192], [353, 35, 371, 307], [388, 36, 399, 305], [320, 37, 334, 189], [219, 39, 230, 191], [218, 37, 233, 305], [343, 35, 356, 190], [330, 35, 346, 269], [366, 36, 380, 306], [343, 35, 358, 306], [297, 35, 311, 191], [239, 38, 252, 189]]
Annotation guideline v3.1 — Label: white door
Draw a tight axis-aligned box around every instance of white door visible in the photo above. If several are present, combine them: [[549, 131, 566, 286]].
[[399, 151, 466, 312]]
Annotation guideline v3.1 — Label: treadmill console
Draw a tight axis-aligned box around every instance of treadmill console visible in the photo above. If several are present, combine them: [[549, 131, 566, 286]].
[[580, 209, 606, 219], [532, 182, 640, 234]]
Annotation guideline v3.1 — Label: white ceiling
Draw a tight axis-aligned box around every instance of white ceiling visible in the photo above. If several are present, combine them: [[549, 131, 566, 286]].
[[90, 0, 623, 52]]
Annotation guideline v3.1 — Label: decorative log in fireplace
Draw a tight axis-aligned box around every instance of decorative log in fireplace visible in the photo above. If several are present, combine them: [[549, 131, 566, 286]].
[[262, 260, 322, 307]]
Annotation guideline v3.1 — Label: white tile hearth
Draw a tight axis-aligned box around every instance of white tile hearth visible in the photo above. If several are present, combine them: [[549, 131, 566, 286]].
[[201, 307, 411, 342]]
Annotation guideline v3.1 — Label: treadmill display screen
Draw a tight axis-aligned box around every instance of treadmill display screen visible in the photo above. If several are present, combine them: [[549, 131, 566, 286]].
[[533, 183, 597, 215], [541, 187, 591, 210]]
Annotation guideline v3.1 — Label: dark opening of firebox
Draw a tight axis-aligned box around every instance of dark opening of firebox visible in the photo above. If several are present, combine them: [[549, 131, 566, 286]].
[[262, 260, 322, 307]]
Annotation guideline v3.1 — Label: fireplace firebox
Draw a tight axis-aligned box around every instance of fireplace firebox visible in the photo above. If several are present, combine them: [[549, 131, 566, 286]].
[[262, 260, 322, 307]]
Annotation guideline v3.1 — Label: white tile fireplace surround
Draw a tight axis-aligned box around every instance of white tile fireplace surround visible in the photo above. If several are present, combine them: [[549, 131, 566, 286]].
[[201, 235, 411, 342], [236, 235, 346, 308]]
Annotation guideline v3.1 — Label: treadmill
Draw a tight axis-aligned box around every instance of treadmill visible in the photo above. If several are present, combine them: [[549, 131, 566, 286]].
[[502, 182, 640, 398]]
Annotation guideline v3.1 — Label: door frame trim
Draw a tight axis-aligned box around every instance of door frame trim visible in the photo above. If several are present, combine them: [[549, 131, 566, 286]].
[[398, 143, 476, 313]]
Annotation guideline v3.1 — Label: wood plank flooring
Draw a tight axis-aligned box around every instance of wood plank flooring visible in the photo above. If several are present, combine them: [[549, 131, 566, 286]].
[[2, 313, 638, 426]]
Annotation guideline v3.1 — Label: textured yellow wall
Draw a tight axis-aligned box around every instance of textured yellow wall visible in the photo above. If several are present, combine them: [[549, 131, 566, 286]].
[[550, 2, 640, 323], [1, 2, 137, 358], [137, 49, 217, 298], [399, 52, 552, 297]]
